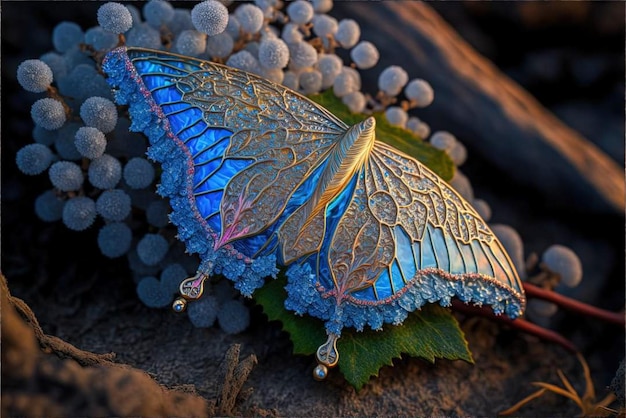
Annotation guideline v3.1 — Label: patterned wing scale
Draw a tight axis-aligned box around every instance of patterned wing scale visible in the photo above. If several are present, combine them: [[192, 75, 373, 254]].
[[124, 48, 348, 254], [330, 141, 524, 310]]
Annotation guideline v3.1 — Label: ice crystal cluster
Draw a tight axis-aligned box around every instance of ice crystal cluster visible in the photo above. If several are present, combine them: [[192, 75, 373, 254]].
[[15, 0, 583, 332]]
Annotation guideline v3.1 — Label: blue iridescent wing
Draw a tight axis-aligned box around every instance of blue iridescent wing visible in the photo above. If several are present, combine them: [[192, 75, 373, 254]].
[[104, 47, 525, 375], [103, 47, 349, 295], [285, 141, 525, 332]]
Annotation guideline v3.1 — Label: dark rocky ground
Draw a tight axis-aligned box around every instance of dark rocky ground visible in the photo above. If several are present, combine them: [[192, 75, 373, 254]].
[[2, 2, 624, 416]]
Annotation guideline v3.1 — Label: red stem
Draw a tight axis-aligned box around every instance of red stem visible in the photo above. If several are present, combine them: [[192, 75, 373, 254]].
[[523, 282, 625, 327], [451, 300, 578, 353]]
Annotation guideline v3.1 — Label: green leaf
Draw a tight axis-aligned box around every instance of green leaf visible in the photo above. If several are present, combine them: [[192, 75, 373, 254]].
[[254, 274, 325, 355], [254, 276, 473, 390], [308, 90, 455, 181], [337, 304, 473, 390]]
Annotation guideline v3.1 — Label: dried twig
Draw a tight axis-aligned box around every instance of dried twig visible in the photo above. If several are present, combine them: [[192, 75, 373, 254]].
[[451, 300, 578, 353], [524, 282, 625, 327], [215, 344, 258, 416]]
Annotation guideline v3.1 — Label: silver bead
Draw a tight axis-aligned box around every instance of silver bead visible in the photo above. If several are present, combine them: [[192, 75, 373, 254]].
[[313, 364, 328, 381], [172, 298, 187, 313]]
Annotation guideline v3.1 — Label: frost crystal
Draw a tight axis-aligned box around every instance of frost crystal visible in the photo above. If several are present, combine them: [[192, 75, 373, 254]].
[[97, 2, 133, 34], [31, 98, 66, 130], [17, 60, 53, 93]]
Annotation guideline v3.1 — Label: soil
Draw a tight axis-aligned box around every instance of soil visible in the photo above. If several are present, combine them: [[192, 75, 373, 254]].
[[2, 2, 624, 417]]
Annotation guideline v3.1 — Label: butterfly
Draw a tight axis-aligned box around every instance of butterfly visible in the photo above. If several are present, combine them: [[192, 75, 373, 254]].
[[103, 47, 526, 380]]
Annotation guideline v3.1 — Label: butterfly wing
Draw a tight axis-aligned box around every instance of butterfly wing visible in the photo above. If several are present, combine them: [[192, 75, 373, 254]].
[[106, 47, 525, 378], [104, 47, 525, 325], [286, 140, 525, 335], [103, 47, 348, 294]]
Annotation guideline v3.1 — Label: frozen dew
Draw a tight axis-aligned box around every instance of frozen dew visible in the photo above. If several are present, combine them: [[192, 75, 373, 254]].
[[175, 30, 207, 57], [58, 64, 113, 109], [342, 91, 366, 114], [206, 32, 234, 58], [234, 4, 264, 35], [49, 161, 84, 192], [74, 126, 107, 159], [226, 50, 261, 74], [31, 98, 66, 130], [96, 189, 131, 221], [17, 60, 53, 93], [137, 276, 171, 308], [63, 44, 93, 68], [55, 122, 83, 161], [126, 23, 162, 49], [288, 41, 318, 69], [243, 41, 260, 58], [350, 41, 379, 70], [85, 26, 118, 51], [33, 124, 58, 146], [98, 222, 132, 258], [378, 65, 409, 96], [255, 0, 278, 16], [449, 141, 467, 166], [160, 263, 187, 295], [406, 117, 430, 139], [217, 300, 250, 334], [286, 1, 314, 25], [35, 190, 65, 222], [258, 37, 290, 69], [384, 106, 408, 128], [88, 154, 122, 190], [333, 67, 360, 98], [299, 69, 323, 95], [312, 14, 338, 38], [317, 53, 342, 89], [281, 22, 303, 44], [80, 97, 118, 133], [192, 0, 229, 36], [39, 52, 68, 81], [332, 72, 354, 98], [542, 245, 583, 287], [312, 0, 333, 13], [225, 14, 241, 40], [169, 9, 195, 36], [62, 196, 97, 231], [52, 21, 84, 53], [188, 295, 220, 328], [126, 4, 142, 25], [16, 144, 54, 175], [430, 130, 457, 152], [137, 233, 169, 266], [123, 157, 156, 189], [335, 19, 360, 49], [143, 0, 175, 28], [405, 78, 434, 107], [282, 71, 299, 91], [97, 2, 133, 34], [261, 24, 280, 40]]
